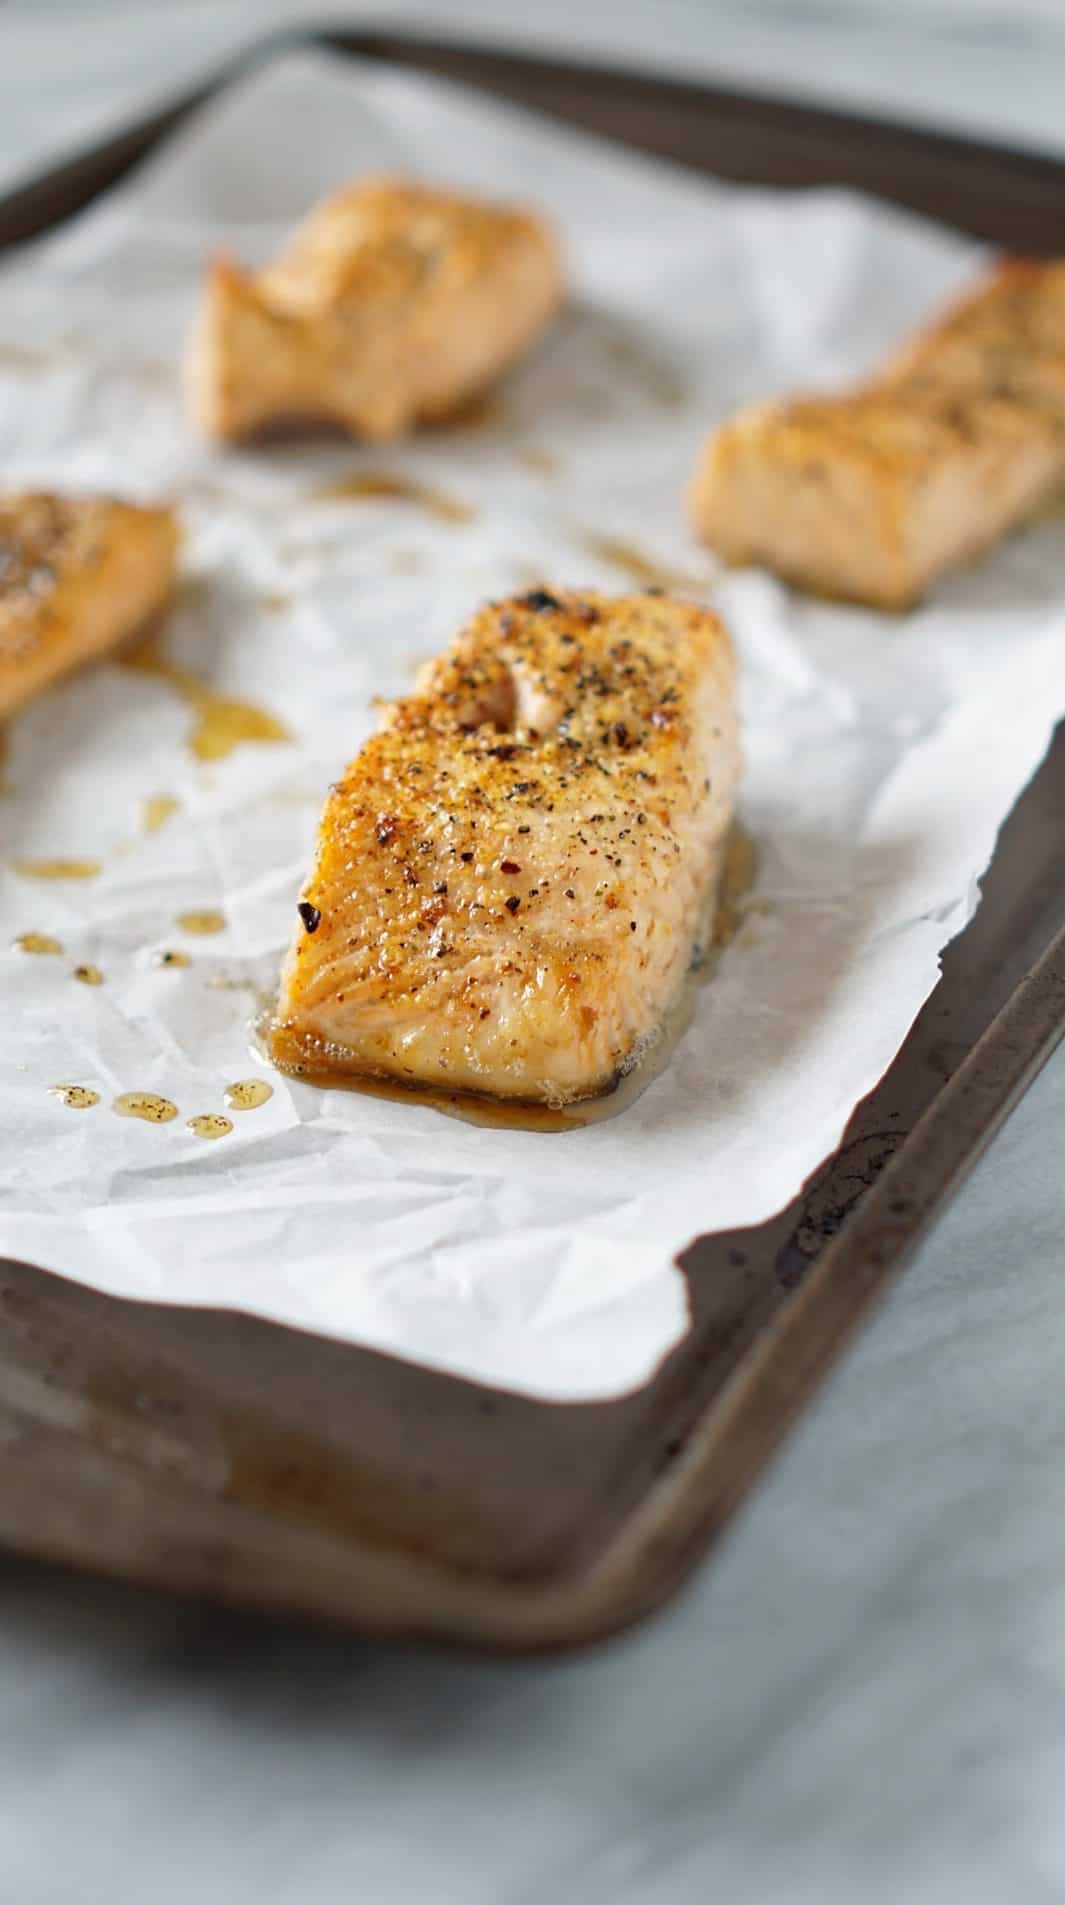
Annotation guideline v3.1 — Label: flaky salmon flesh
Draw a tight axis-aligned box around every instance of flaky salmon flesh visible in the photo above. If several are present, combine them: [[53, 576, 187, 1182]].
[[0, 493, 179, 721], [270, 589, 739, 1106], [187, 176, 564, 442], [690, 258, 1065, 610]]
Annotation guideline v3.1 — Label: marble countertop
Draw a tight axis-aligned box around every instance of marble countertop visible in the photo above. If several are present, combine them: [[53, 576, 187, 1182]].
[[4, 6, 1065, 1902]]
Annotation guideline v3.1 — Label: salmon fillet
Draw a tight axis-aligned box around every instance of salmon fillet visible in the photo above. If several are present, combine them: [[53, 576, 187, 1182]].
[[187, 176, 564, 442], [270, 588, 739, 1106], [690, 258, 1065, 610], [0, 492, 179, 720], [883, 258, 1065, 414]]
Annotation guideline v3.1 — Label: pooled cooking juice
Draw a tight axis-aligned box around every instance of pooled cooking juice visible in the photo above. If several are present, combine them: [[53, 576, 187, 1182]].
[[312, 471, 475, 523], [49, 1085, 100, 1109], [13, 932, 63, 955], [113, 1091, 178, 1124], [12, 858, 101, 880], [186, 1113, 233, 1140], [124, 637, 287, 762], [176, 909, 225, 936], [224, 1078, 273, 1111]]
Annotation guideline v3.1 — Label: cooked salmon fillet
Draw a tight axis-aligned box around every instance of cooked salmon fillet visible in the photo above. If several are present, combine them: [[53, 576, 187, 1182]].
[[691, 258, 1065, 610], [882, 258, 1065, 414], [187, 176, 564, 441], [0, 492, 179, 720], [270, 587, 739, 1105]]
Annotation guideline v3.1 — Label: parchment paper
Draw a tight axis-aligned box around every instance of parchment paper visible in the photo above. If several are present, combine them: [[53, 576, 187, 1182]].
[[2, 50, 1064, 1400]]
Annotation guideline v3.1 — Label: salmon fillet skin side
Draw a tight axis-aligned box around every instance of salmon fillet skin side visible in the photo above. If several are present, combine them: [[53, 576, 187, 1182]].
[[187, 175, 565, 442], [690, 257, 1065, 609], [270, 588, 740, 1106]]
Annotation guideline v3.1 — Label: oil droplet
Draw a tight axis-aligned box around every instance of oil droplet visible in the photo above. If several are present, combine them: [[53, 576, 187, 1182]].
[[176, 909, 225, 936], [72, 963, 104, 986], [224, 1078, 273, 1112], [186, 1113, 233, 1141], [13, 931, 63, 955], [12, 858, 101, 881], [123, 637, 288, 762], [113, 1091, 178, 1124], [580, 531, 706, 595], [49, 1084, 100, 1110], [516, 444, 559, 476], [155, 948, 191, 968], [312, 471, 475, 523], [141, 793, 180, 833]]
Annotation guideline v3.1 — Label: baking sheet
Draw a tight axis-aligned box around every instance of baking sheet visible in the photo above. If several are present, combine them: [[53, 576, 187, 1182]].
[[2, 48, 1065, 1401]]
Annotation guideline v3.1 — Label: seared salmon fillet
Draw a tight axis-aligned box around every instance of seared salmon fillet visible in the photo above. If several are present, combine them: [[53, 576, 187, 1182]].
[[270, 588, 739, 1105], [187, 176, 564, 441], [882, 258, 1065, 414], [0, 492, 178, 720], [691, 258, 1065, 609]]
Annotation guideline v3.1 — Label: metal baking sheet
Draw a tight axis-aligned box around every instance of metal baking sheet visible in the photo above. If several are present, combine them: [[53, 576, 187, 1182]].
[[1, 28, 1064, 1648]]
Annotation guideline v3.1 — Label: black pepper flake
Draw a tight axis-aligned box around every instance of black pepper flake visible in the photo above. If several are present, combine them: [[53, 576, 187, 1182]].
[[505, 895, 521, 914], [512, 781, 532, 796], [404, 866, 420, 887], [500, 859, 521, 875], [488, 743, 517, 761], [565, 888, 575, 899], [517, 825, 531, 834], [434, 881, 448, 895], [376, 818, 396, 845], [297, 901, 321, 933], [520, 587, 561, 612], [637, 812, 647, 824], [630, 920, 637, 931], [460, 851, 474, 863]]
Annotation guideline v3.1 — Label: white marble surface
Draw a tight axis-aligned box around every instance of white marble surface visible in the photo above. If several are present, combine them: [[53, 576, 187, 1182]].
[[4, 5, 1065, 1902]]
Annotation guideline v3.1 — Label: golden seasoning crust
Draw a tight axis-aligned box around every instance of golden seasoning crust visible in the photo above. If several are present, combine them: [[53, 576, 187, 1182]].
[[0, 493, 178, 719], [882, 258, 1065, 408], [270, 588, 739, 1105], [188, 175, 564, 441], [261, 176, 556, 312], [691, 256, 1065, 609]]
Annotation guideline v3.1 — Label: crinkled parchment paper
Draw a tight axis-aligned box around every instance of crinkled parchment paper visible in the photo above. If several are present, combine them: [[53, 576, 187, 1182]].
[[2, 51, 1064, 1400]]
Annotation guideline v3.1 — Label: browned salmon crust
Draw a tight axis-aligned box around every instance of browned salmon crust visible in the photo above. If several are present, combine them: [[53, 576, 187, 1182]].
[[187, 175, 564, 441], [270, 588, 739, 1105], [0, 493, 179, 720], [690, 257, 1065, 609]]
